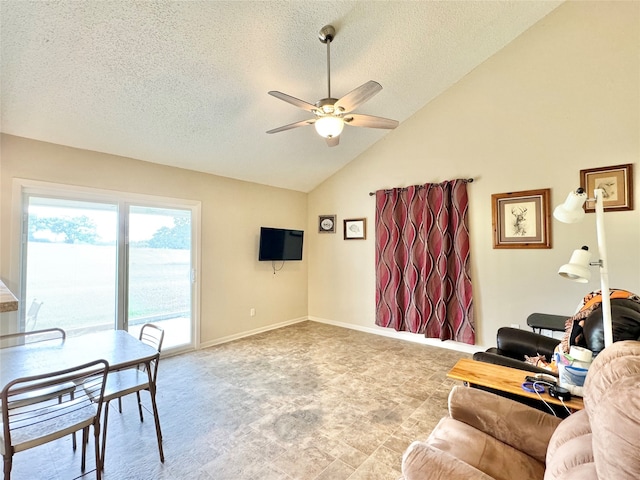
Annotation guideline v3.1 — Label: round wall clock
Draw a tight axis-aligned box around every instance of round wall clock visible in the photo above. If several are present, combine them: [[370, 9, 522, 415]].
[[318, 215, 337, 233]]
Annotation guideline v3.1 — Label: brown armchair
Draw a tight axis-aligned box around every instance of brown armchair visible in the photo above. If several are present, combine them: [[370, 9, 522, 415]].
[[401, 340, 640, 480]]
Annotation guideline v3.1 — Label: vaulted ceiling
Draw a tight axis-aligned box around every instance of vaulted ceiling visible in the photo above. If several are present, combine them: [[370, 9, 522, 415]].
[[1, 1, 562, 192]]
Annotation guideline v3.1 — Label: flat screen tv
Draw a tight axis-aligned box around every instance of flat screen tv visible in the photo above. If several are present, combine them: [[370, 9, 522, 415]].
[[259, 227, 304, 261]]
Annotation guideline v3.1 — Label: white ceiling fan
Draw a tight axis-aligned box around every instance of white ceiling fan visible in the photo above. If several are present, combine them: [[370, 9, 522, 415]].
[[266, 25, 399, 147]]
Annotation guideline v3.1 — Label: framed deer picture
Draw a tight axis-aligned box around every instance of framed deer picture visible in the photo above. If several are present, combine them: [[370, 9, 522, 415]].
[[492, 188, 551, 249]]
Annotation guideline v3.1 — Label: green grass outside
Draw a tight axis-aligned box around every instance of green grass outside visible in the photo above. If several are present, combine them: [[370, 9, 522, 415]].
[[26, 242, 190, 332]]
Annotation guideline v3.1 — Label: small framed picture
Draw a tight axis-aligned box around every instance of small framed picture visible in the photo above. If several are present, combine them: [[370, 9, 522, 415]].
[[318, 215, 337, 233], [492, 188, 551, 249], [343, 218, 366, 240], [580, 164, 634, 212]]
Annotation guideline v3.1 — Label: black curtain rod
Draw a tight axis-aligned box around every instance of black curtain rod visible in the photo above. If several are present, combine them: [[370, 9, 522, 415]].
[[368, 178, 474, 196]]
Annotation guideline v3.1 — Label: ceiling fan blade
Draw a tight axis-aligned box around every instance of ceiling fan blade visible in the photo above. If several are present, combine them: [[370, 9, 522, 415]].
[[334, 81, 382, 113], [325, 136, 339, 147], [344, 113, 399, 130], [268, 91, 318, 113], [266, 118, 315, 134]]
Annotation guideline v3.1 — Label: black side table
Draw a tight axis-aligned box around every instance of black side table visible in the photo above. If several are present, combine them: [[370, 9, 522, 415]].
[[526, 313, 568, 333]]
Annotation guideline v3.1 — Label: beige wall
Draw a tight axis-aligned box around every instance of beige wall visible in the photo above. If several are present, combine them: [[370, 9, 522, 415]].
[[1, 2, 638, 352], [308, 1, 640, 349], [0, 134, 308, 345]]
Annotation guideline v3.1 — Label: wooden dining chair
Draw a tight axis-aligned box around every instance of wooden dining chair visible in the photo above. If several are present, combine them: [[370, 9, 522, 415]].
[[1, 359, 110, 480], [85, 323, 165, 468], [0, 328, 80, 449]]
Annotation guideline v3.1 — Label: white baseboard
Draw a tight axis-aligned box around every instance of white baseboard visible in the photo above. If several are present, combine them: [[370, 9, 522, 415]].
[[308, 316, 486, 355], [198, 315, 486, 355], [198, 316, 308, 349]]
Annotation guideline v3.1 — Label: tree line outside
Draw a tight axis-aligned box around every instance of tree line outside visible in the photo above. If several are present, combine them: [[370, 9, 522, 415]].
[[28, 215, 190, 248]]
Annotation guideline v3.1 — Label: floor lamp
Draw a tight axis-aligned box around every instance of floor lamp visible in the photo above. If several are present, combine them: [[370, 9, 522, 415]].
[[553, 187, 613, 348]]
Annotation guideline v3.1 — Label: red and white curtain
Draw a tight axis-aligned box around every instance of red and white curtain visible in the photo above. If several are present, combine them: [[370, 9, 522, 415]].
[[374, 179, 475, 344]]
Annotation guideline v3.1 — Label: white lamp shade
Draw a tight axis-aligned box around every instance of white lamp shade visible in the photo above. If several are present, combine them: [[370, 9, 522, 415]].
[[553, 190, 587, 223], [558, 247, 591, 283], [314, 116, 344, 138]]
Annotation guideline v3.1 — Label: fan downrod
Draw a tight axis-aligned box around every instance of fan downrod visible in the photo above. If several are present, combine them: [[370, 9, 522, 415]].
[[318, 25, 336, 98]]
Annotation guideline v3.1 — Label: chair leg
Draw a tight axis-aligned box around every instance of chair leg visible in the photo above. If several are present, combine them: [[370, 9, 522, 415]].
[[94, 423, 102, 480], [81, 427, 88, 472], [136, 391, 144, 422], [59, 393, 78, 451], [101, 401, 111, 471], [148, 390, 164, 462], [3, 455, 12, 480]]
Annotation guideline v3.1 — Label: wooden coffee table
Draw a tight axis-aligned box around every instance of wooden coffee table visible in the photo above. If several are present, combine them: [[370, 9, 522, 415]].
[[448, 358, 584, 411]]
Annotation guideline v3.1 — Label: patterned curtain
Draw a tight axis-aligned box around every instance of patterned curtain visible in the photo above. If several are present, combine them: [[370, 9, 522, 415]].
[[375, 179, 474, 344]]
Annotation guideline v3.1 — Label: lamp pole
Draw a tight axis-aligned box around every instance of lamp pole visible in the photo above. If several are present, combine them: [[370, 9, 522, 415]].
[[594, 188, 613, 348]]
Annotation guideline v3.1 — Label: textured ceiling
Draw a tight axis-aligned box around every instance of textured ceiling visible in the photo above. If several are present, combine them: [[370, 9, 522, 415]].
[[1, 1, 562, 192]]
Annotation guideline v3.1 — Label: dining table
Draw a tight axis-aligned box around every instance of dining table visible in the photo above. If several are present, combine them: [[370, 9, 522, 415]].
[[0, 329, 164, 462]]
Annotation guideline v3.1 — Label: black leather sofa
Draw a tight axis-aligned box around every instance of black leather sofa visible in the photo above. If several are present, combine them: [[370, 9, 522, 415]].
[[472, 298, 640, 416], [475, 298, 640, 370], [473, 326, 561, 375]]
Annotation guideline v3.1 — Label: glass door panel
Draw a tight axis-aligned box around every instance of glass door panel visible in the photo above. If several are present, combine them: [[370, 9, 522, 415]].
[[127, 206, 192, 350], [24, 197, 118, 335]]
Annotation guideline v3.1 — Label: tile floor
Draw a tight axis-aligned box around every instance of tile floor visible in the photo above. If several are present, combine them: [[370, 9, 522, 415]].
[[8, 321, 469, 480]]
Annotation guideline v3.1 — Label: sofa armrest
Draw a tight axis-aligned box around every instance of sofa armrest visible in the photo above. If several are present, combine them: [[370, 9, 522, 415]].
[[495, 327, 561, 362], [402, 440, 495, 480], [472, 351, 557, 375], [447, 386, 562, 463]]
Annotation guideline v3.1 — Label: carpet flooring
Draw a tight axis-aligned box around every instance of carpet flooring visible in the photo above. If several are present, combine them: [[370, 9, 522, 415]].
[[8, 321, 469, 480]]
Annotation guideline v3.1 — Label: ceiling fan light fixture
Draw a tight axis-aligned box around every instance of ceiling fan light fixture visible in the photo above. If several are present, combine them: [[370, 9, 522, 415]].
[[314, 115, 344, 138], [266, 24, 397, 145]]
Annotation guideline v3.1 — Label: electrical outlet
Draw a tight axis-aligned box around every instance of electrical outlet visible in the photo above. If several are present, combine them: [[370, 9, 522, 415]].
[[250, 308, 256, 317], [510, 323, 520, 329]]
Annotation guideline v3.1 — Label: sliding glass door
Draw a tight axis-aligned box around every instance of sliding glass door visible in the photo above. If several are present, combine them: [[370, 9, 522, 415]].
[[21, 188, 197, 352], [126, 206, 192, 349], [24, 197, 118, 334]]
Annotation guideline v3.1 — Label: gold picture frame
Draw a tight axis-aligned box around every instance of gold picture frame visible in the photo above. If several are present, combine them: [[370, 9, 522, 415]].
[[580, 163, 634, 212], [492, 188, 551, 249], [343, 218, 366, 240]]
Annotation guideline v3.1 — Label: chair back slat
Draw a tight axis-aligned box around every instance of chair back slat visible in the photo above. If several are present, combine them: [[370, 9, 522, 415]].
[[138, 324, 165, 382], [139, 324, 164, 352], [0, 328, 66, 349]]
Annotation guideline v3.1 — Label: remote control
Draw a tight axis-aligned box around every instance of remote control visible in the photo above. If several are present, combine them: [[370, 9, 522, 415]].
[[524, 375, 556, 385]]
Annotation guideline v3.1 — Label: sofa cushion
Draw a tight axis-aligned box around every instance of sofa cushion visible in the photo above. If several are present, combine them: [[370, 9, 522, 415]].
[[402, 441, 494, 480], [590, 373, 640, 480], [582, 299, 640, 355], [544, 410, 595, 480], [583, 340, 640, 413], [560, 293, 640, 357], [426, 417, 545, 480], [448, 385, 561, 462], [545, 410, 591, 461]]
